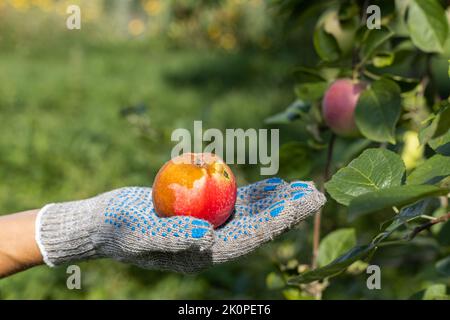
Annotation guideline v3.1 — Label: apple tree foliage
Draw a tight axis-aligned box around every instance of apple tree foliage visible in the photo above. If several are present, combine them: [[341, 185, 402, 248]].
[[265, 0, 450, 299]]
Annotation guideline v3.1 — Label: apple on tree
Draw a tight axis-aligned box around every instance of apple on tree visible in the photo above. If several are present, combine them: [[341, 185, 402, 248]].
[[322, 78, 367, 136]]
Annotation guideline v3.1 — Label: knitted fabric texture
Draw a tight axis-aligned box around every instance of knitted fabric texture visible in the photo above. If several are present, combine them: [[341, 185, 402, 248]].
[[36, 178, 326, 273]]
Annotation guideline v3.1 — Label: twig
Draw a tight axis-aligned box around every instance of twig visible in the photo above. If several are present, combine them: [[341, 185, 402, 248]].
[[362, 69, 381, 80], [312, 211, 322, 269], [376, 240, 408, 247], [312, 134, 335, 269], [352, 0, 371, 79], [407, 212, 450, 240], [324, 134, 335, 182], [361, 0, 370, 24]]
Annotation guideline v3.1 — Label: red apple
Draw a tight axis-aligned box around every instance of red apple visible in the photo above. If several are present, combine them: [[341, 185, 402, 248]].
[[322, 78, 367, 136], [152, 153, 237, 228]]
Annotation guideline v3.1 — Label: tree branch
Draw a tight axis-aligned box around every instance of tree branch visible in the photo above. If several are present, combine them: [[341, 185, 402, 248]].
[[312, 134, 335, 269], [407, 212, 450, 240]]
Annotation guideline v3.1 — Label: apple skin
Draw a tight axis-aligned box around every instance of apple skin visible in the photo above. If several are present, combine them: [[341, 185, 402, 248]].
[[152, 153, 237, 228], [322, 79, 367, 137]]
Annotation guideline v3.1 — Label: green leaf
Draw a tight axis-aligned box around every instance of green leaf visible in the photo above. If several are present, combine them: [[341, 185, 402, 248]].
[[338, 1, 359, 21], [419, 118, 438, 145], [429, 130, 450, 156], [348, 185, 448, 220], [266, 272, 285, 290], [355, 78, 401, 144], [294, 82, 328, 102], [407, 0, 449, 53], [398, 198, 435, 222], [346, 260, 369, 275], [363, 72, 420, 92], [292, 66, 326, 83], [278, 142, 312, 180], [317, 228, 356, 267], [288, 244, 375, 285], [420, 107, 449, 143], [325, 148, 405, 206], [407, 154, 450, 185], [264, 100, 311, 124], [431, 57, 450, 101], [360, 26, 395, 62], [421, 104, 450, 144], [433, 105, 450, 139], [372, 52, 395, 68], [354, 25, 368, 46], [313, 25, 341, 62], [282, 288, 314, 300], [410, 284, 449, 300], [333, 138, 373, 168], [436, 256, 450, 276], [438, 221, 450, 246], [383, 74, 420, 93]]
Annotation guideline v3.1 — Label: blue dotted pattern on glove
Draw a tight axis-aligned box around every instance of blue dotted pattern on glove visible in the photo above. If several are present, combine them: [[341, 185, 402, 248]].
[[103, 188, 210, 239], [216, 178, 313, 242]]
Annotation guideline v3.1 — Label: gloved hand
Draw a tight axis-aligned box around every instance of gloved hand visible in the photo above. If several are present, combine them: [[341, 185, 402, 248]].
[[36, 178, 325, 273]]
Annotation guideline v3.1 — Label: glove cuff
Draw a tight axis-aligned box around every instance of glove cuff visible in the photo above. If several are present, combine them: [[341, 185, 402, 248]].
[[36, 202, 98, 267]]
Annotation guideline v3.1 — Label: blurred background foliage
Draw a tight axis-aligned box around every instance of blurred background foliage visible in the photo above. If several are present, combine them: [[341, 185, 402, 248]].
[[0, 0, 449, 299]]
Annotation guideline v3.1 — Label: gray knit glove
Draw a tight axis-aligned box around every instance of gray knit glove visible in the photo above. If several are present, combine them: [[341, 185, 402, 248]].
[[36, 178, 325, 273]]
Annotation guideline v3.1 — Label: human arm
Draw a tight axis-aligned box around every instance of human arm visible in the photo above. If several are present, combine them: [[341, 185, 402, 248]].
[[0, 209, 43, 278]]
